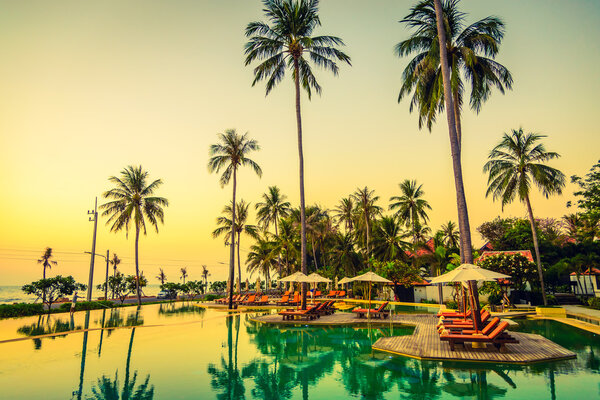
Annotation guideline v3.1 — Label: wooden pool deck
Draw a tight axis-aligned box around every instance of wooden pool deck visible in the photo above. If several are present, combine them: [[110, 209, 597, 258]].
[[252, 312, 576, 364]]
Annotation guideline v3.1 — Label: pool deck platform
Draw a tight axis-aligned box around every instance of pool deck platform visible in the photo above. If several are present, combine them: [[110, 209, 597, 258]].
[[253, 313, 576, 365]]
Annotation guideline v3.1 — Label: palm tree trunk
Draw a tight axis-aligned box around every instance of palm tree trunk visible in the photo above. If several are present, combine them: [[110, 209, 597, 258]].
[[134, 226, 141, 305], [228, 169, 237, 309], [433, 0, 480, 329], [274, 221, 282, 290], [453, 91, 462, 150], [525, 195, 548, 305], [237, 231, 242, 292], [293, 56, 308, 310], [312, 237, 319, 270]]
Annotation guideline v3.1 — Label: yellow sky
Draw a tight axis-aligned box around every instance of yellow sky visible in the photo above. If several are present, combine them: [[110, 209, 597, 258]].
[[1, 0, 599, 285]]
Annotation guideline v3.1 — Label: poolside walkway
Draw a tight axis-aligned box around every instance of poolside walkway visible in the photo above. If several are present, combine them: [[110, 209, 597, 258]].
[[253, 312, 576, 364]]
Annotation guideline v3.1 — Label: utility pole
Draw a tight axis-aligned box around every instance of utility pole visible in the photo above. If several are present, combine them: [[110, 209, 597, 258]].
[[85, 250, 110, 300], [87, 198, 98, 302]]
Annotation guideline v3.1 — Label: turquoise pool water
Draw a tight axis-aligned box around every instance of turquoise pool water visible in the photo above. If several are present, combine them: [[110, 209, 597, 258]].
[[0, 304, 598, 399]]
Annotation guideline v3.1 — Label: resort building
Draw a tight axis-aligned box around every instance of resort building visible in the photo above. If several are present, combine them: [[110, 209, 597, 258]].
[[570, 268, 600, 297]]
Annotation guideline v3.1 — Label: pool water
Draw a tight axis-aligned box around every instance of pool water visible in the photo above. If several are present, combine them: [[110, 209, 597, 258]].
[[0, 304, 598, 399]]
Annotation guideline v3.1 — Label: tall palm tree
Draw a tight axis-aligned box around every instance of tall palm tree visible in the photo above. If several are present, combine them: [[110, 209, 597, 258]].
[[101, 165, 168, 305], [180, 267, 188, 284], [397, 0, 513, 147], [438, 221, 460, 248], [110, 254, 122, 300], [37, 247, 57, 280], [484, 128, 566, 305], [255, 186, 291, 285], [208, 129, 261, 308], [245, 0, 351, 309], [332, 197, 355, 233], [156, 268, 167, 285], [201, 265, 210, 293], [389, 179, 432, 247], [371, 217, 410, 262], [351, 187, 382, 258], [246, 236, 276, 290]]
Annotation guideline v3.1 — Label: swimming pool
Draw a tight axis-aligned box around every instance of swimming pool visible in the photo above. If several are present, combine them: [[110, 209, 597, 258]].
[[0, 304, 598, 399]]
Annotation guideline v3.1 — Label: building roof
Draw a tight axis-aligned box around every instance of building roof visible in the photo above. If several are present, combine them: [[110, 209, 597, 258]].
[[478, 250, 534, 263], [570, 267, 600, 276], [480, 242, 494, 251], [405, 238, 435, 258]]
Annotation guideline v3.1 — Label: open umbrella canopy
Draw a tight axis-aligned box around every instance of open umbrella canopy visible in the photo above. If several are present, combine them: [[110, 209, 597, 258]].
[[338, 277, 352, 285], [350, 271, 392, 283], [429, 263, 510, 284], [305, 273, 331, 283], [279, 271, 311, 283]]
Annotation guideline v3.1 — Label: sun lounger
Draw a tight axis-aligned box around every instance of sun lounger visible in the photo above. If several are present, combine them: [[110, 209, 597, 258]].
[[326, 290, 337, 298], [442, 317, 500, 334], [440, 321, 519, 352], [276, 295, 290, 305], [336, 290, 346, 298], [441, 310, 491, 327], [279, 305, 320, 321], [438, 309, 472, 318], [254, 295, 269, 305], [241, 295, 257, 305], [288, 293, 300, 305], [352, 301, 390, 319], [314, 290, 322, 297]]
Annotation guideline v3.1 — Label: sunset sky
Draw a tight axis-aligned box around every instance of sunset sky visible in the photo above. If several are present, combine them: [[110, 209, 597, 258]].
[[1, 0, 599, 286]]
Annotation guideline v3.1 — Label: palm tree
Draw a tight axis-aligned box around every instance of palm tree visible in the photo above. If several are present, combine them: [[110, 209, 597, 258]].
[[389, 179, 432, 248], [484, 128, 566, 305], [371, 217, 410, 262], [208, 130, 262, 308], [213, 200, 260, 292], [156, 268, 167, 285], [397, 0, 513, 147], [246, 236, 276, 292], [201, 265, 210, 293], [180, 267, 188, 284], [37, 247, 57, 280], [110, 254, 122, 300], [245, 0, 351, 309], [351, 187, 382, 258], [101, 165, 168, 305], [255, 186, 290, 285], [438, 221, 460, 248], [332, 197, 355, 233]]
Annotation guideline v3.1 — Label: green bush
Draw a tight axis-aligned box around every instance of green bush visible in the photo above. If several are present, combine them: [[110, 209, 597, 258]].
[[204, 294, 221, 301], [444, 300, 458, 310], [0, 303, 45, 318], [588, 297, 600, 310], [58, 301, 114, 312]]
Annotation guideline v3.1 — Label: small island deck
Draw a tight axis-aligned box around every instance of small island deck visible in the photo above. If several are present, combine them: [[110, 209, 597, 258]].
[[252, 312, 576, 364]]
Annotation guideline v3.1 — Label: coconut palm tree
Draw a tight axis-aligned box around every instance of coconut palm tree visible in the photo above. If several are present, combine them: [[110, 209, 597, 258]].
[[484, 128, 566, 305], [351, 187, 382, 258], [110, 254, 122, 300], [180, 267, 188, 284], [246, 236, 276, 289], [201, 265, 210, 293], [389, 179, 432, 248], [371, 217, 410, 262], [37, 247, 57, 280], [397, 0, 513, 147], [255, 186, 291, 285], [101, 165, 168, 305], [245, 0, 351, 309], [333, 197, 355, 233], [208, 129, 262, 308], [438, 221, 460, 248], [156, 268, 167, 285]]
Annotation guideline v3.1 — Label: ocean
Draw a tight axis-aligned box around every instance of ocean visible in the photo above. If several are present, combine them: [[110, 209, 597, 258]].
[[0, 284, 163, 304]]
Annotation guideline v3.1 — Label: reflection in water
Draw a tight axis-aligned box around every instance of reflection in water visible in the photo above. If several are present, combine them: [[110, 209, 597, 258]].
[[17, 314, 81, 350], [158, 302, 205, 317]]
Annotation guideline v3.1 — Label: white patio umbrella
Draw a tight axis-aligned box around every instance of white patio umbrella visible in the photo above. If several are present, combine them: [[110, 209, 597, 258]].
[[305, 273, 331, 302], [430, 264, 510, 332], [350, 272, 392, 313], [338, 277, 352, 293], [279, 271, 310, 298]]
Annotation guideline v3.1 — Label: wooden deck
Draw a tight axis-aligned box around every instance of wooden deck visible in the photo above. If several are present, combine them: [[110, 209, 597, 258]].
[[372, 314, 576, 365], [252, 312, 576, 364]]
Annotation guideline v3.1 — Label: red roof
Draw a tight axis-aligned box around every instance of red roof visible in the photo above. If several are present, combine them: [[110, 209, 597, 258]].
[[405, 238, 435, 257], [570, 267, 600, 276], [478, 250, 534, 263], [480, 242, 494, 251]]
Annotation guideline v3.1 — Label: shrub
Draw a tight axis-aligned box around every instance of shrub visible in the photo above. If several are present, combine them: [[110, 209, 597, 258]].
[[588, 297, 600, 310], [57, 301, 114, 312], [445, 300, 458, 310], [0, 303, 45, 319], [204, 294, 221, 302]]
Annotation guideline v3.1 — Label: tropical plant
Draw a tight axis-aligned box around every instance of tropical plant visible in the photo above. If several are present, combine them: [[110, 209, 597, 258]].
[[100, 165, 168, 305], [351, 187, 382, 257], [330, 232, 361, 277], [484, 128, 566, 305], [438, 221, 460, 248], [246, 236, 276, 292], [110, 253, 122, 299], [179, 267, 188, 284], [208, 129, 262, 307], [108, 272, 129, 304], [371, 217, 409, 262], [397, 0, 512, 145], [156, 268, 167, 285], [333, 197, 355, 233], [201, 265, 210, 292], [389, 179, 432, 247], [22, 276, 86, 311], [245, 0, 351, 309], [37, 247, 58, 280]]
